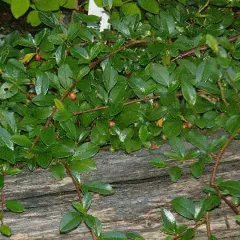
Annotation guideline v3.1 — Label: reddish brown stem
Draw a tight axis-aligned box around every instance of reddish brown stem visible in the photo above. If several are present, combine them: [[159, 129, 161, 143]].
[[172, 33, 240, 62], [209, 134, 240, 214], [64, 163, 82, 202], [173, 220, 205, 240], [1, 190, 4, 225], [210, 135, 234, 186], [212, 186, 239, 214], [73, 95, 161, 115], [205, 212, 211, 238]]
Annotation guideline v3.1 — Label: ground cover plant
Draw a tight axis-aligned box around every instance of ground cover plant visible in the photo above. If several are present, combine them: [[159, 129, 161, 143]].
[[0, 0, 240, 239]]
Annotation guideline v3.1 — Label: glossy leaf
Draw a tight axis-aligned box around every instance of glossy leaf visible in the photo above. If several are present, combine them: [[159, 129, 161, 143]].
[[6, 200, 24, 213], [59, 212, 83, 233], [171, 197, 195, 220]]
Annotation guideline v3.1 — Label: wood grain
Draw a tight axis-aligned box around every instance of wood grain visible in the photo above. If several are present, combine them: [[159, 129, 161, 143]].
[[1, 138, 240, 240]]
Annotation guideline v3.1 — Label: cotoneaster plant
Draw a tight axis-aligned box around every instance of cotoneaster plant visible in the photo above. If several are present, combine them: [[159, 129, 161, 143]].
[[0, 0, 240, 239]]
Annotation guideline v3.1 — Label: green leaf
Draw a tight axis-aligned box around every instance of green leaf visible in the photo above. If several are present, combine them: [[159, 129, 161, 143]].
[[124, 139, 141, 153], [27, 10, 41, 27], [11, 0, 30, 19], [171, 197, 195, 220], [0, 147, 15, 164], [35, 72, 49, 95], [38, 11, 59, 28], [181, 81, 197, 105], [0, 175, 4, 189], [40, 127, 56, 146], [0, 225, 11, 237], [0, 128, 14, 150], [59, 212, 83, 233], [191, 161, 204, 179], [0, 111, 17, 134], [160, 209, 176, 232], [169, 166, 182, 182], [58, 64, 73, 89], [226, 115, 240, 134], [69, 159, 97, 173], [209, 235, 217, 240], [6, 200, 24, 213], [0, 83, 18, 100], [218, 180, 240, 197], [121, 3, 141, 17], [194, 200, 205, 222], [101, 231, 126, 240], [69, 46, 89, 60], [51, 140, 74, 158], [163, 118, 182, 138], [11, 135, 32, 148], [82, 192, 93, 211], [129, 77, 156, 98], [36, 0, 60, 11], [36, 152, 52, 168], [111, 20, 131, 38], [235, 215, 240, 222], [72, 202, 86, 214], [82, 182, 114, 195], [206, 34, 219, 55], [85, 215, 102, 237], [53, 109, 71, 122], [149, 158, 168, 168], [73, 143, 100, 161], [150, 63, 171, 87], [103, 62, 118, 92], [138, 0, 160, 14], [50, 163, 65, 180], [168, 137, 185, 157], [203, 195, 221, 211], [125, 232, 144, 240], [184, 130, 209, 152]]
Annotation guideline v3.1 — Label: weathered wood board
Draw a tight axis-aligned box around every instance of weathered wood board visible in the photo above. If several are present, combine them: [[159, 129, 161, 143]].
[[1, 138, 240, 240]]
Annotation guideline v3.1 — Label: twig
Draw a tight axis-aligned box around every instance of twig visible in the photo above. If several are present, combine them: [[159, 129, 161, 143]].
[[217, 80, 229, 107], [73, 95, 161, 115], [210, 135, 234, 186], [0, 189, 4, 225], [89, 39, 149, 69], [198, 0, 210, 14], [205, 212, 211, 237], [64, 163, 82, 202], [64, 163, 98, 239], [173, 220, 205, 240], [212, 186, 239, 214], [171, 33, 240, 62], [209, 134, 239, 214]]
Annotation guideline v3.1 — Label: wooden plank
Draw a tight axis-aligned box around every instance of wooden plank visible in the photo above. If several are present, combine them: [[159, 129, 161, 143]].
[[1, 139, 240, 240]]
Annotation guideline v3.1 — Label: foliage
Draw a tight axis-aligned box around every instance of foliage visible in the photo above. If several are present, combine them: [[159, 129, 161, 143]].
[[3, 0, 76, 26], [0, 0, 240, 239]]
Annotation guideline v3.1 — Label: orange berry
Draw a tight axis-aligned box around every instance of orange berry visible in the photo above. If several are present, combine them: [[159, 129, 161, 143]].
[[183, 122, 192, 129], [69, 92, 77, 100], [35, 54, 41, 61], [109, 121, 116, 127], [153, 102, 160, 108]]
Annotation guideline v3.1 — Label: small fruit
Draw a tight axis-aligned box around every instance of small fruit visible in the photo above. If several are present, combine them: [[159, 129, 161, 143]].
[[69, 92, 77, 100], [183, 122, 193, 129], [65, 50, 70, 56], [153, 102, 160, 108], [35, 54, 41, 61], [151, 143, 159, 150], [109, 121, 116, 127], [156, 118, 164, 127]]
